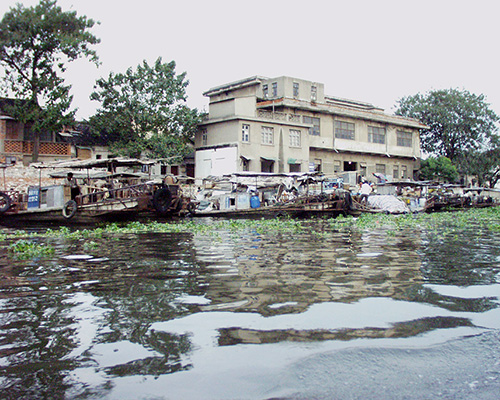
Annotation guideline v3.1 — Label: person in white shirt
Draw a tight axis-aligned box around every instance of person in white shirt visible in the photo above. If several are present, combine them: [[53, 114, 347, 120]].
[[360, 181, 372, 203]]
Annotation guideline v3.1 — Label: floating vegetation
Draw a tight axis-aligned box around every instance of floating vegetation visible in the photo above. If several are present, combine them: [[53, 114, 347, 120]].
[[8, 239, 55, 260], [1, 207, 499, 243], [328, 207, 500, 233]]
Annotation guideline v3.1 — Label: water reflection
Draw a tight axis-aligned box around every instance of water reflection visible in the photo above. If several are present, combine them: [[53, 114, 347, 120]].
[[1, 220, 499, 399], [197, 226, 425, 316]]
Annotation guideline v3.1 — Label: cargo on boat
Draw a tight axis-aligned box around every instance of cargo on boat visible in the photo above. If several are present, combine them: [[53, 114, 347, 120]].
[[186, 172, 356, 218], [0, 158, 190, 223], [357, 180, 500, 214]]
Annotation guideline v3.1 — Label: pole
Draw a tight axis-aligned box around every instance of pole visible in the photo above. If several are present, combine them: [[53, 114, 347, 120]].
[[38, 168, 42, 208]]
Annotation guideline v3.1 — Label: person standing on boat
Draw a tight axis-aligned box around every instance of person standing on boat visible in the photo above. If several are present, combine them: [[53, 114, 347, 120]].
[[360, 180, 372, 203], [66, 172, 80, 200]]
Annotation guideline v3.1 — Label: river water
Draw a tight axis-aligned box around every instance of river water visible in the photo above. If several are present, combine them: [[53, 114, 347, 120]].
[[1, 217, 500, 399]]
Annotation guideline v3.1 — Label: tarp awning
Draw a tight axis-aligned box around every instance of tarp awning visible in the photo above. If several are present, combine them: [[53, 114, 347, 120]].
[[31, 157, 156, 170]]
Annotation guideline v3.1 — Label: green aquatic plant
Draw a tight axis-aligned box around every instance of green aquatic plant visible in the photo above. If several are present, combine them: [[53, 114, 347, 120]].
[[83, 240, 99, 251], [1, 207, 499, 242], [8, 239, 55, 260]]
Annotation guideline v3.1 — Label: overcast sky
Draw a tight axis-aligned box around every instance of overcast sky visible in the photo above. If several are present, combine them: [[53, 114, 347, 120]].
[[1, 0, 500, 120]]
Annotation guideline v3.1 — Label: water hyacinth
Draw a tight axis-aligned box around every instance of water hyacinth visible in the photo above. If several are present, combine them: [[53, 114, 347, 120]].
[[8, 239, 55, 260], [0, 207, 498, 244]]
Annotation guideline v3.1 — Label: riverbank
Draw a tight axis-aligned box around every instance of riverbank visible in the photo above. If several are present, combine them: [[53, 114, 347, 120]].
[[1, 165, 54, 192]]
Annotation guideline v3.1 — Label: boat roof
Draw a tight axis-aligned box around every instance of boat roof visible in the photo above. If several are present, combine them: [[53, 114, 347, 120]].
[[31, 157, 156, 170], [48, 171, 146, 179]]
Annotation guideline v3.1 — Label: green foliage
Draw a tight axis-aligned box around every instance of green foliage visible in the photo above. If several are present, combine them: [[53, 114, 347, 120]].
[[419, 156, 459, 183], [396, 89, 499, 161], [3, 209, 500, 247], [0, 0, 100, 162], [9, 239, 55, 259], [89, 57, 204, 160], [456, 146, 500, 187]]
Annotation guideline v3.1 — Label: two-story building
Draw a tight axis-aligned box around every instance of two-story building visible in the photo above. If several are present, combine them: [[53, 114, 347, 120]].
[[195, 76, 426, 182], [0, 98, 73, 165]]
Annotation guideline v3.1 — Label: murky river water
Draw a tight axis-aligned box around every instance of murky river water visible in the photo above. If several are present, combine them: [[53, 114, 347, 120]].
[[1, 217, 500, 399]]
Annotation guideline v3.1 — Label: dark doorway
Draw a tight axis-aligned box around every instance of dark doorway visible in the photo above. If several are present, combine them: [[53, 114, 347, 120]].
[[261, 159, 274, 173], [186, 164, 195, 178], [289, 163, 301, 173], [343, 161, 357, 172]]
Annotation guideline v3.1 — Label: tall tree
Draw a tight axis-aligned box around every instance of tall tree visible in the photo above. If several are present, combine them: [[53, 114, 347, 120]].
[[395, 89, 499, 161], [90, 57, 204, 161], [0, 0, 99, 162]]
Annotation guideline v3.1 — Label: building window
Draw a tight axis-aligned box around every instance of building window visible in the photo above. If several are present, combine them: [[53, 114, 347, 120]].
[[263, 84, 268, 99], [289, 129, 301, 147], [293, 82, 299, 98], [334, 160, 341, 173], [272, 82, 278, 97], [401, 165, 408, 179], [335, 121, 355, 140], [289, 163, 301, 173], [261, 159, 274, 173], [241, 158, 250, 171], [303, 116, 320, 136], [311, 85, 317, 102], [261, 126, 274, 145], [393, 165, 399, 181], [360, 164, 367, 177], [201, 129, 207, 146], [376, 164, 386, 174], [314, 159, 322, 172], [5, 120, 18, 139], [242, 124, 250, 142], [368, 126, 386, 144], [397, 130, 412, 147]]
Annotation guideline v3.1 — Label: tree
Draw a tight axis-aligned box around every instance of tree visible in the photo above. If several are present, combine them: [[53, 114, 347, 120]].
[[395, 89, 499, 161], [457, 147, 500, 188], [89, 57, 203, 162], [419, 156, 459, 183], [0, 0, 99, 162]]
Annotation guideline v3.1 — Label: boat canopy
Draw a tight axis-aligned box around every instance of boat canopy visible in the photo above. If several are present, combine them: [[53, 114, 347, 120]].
[[31, 157, 156, 170]]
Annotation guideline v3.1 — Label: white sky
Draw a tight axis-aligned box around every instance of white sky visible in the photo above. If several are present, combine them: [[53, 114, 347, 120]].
[[1, 0, 500, 120]]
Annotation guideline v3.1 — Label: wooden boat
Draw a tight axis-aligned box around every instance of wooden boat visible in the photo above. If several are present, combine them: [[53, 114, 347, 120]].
[[0, 158, 188, 224], [186, 172, 356, 218]]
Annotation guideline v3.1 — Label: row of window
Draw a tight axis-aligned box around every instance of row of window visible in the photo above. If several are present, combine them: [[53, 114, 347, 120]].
[[262, 82, 317, 101], [201, 123, 412, 148], [241, 158, 302, 173], [247, 125, 301, 147], [337, 122, 412, 147], [376, 163, 409, 179], [244, 158, 410, 178], [237, 124, 412, 147], [332, 160, 410, 179]]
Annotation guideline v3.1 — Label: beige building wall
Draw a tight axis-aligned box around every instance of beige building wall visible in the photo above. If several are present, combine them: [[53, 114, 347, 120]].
[[196, 76, 426, 179]]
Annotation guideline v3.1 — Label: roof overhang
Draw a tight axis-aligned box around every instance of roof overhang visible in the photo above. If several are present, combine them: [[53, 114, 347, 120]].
[[257, 98, 428, 130], [203, 76, 267, 97]]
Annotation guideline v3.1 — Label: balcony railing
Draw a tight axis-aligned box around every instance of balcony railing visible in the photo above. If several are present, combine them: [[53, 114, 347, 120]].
[[3, 140, 71, 156], [257, 110, 303, 123]]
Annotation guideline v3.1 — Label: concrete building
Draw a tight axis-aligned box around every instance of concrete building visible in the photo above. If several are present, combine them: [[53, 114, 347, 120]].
[[195, 76, 427, 183]]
